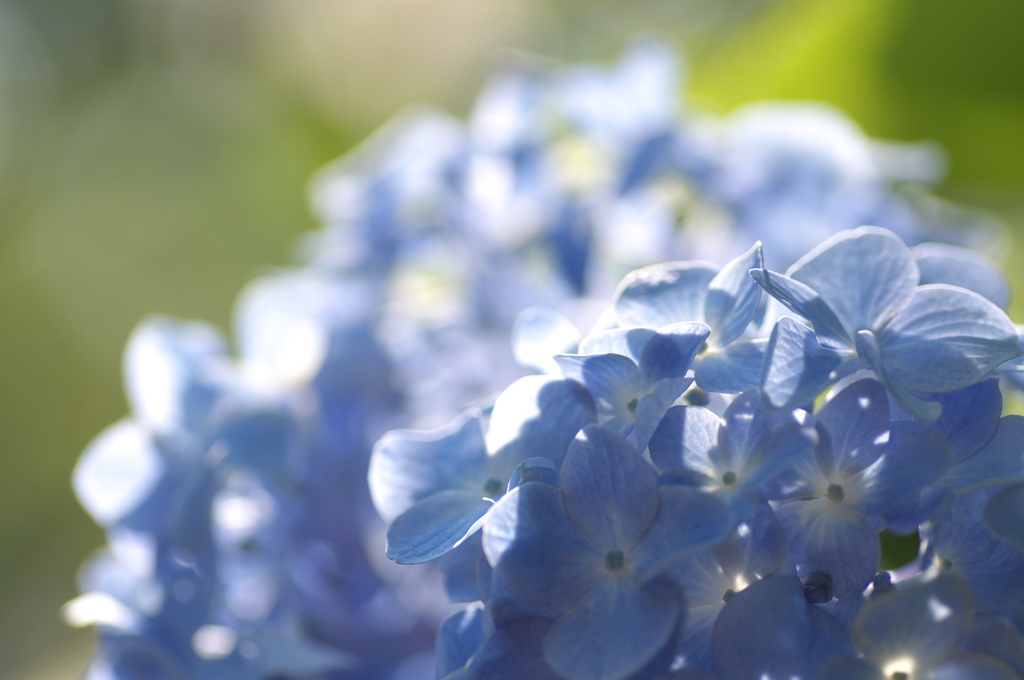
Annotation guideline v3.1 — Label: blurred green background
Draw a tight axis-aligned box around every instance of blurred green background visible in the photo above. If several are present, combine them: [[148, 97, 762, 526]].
[[2, 0, 1022, 677]]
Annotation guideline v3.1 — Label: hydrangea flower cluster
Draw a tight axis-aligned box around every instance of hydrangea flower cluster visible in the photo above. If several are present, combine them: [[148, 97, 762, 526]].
[[68, 38, 1022, 680], [376, 226, 1024, 680]]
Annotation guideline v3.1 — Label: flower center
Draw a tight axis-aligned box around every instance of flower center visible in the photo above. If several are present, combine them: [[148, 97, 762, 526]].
[[483, 478, 503, 497], [626, 398, 638, 414], [722, 471, 738, 487], [826, 483, 845, 503], [604, 550, 626, 572]]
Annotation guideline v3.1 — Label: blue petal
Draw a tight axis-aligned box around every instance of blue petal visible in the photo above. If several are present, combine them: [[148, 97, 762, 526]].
[[853, 421, 951, 519], [554, 353, 642, 433], [441, 533, 491, 603], [648, 405, 721, 478], [579, 328, 658, 364], [749, 268, 852, 349], [760, 316, 846, 410], [711, 575, 849, 680], [483, 483, 605, 612], [923, 379, 1002, 463], [878, 285, 1021, 393], [942, 415, 1024, 494], [386, 491, 494, 564], [714, 501, 787, 585], [543, 576, 681, 680], [704, 242, 763, 347], [718, 390, 770, 467], [615, 262, 719, 329], [788, 227, 919, 340], [924, 655, 1020, 680], [437, 607, 488, 678], [462, 618, 563, 680], [985, 484, 1024, 554], [693, 340, 767, 394], [817, 656, 885, 680], [851, 573, 973, 669], [927, 489, 1024, 615], [914, 241, 1011, 310], [961, 619, 1024, 678], [487, 376, 597, 474], [856, 329, 941, 420], [777, 499, 879, 597], [508, 458, 560, 492], [560, 427, 658, 552], [816, 378, 889, 480], [631, 485, 734, 583], [638, 322, 710, 385], [634, 376, 695, 454], [369, 409, 488, 523]]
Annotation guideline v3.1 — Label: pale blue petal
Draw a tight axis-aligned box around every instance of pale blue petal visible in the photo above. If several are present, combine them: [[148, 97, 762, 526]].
[[914, 241, 1011, 310], [579, 328, 658, 364], [777, 499, 879, 596], [788, 227, 918, 340], [369, 409, 488, 523], [961, 619, 1024, 678], [985, 484, 1024, 554], [760, 316, 846, 411], [878, 285, 1021, 393], [385, 491, 493, 564], [704, 242, 763, 347], [560, 426, 658, 551], [483, 483, 605, 612], [648, 405, 721, 477], [639, 322, 710, 385], [543, 576, 681, 680], [634, 376, 694, 454], [631, 486, 733, 583], [487, 375, 597, 473], [852, 573, 973, 669], [73, 420, 166, 528], [615, 262, 719, 329], [693, 340, 767, 394], [123, 315, 230, 434], [923, 654, 1020, 680], [554, 355, 641, 431], [749, 268, 852, 349], [513, 307, 582, 374], [816, 378, 889, 479]]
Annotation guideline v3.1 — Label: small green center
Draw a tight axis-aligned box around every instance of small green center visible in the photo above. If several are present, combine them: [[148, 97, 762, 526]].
[[722, 588, 736, 602], [826, 484, 845, 503], [626, 398, 639, 414], [722, 471, 737, 487], [937, 557, 952, 572], [483, 478, 503, 497], [891, 673, 909, 680], [685, 388, 710, 406], [605, 550, 626, 572]]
